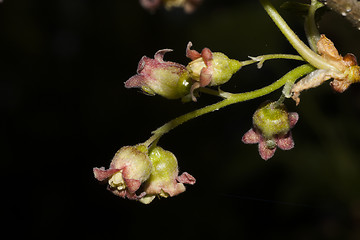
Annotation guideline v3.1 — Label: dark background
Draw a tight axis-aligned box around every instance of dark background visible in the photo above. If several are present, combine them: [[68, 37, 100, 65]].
[[2, 0, 360, 239]]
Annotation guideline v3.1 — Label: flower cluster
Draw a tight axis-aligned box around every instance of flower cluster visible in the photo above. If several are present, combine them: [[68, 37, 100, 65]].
[[93, 144, 195, 204], [125, 42, 241, 102]]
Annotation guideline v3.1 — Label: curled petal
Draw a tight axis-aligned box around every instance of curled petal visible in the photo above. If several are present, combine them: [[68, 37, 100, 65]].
[[201, 47, 213, 66], [154, 49, 173, 62], [176, 172, 196, 185], [242, 128, 261, 144], [258, 139, 276, 161], [186, 41, 201, 60], [137, 56, 147, 73]]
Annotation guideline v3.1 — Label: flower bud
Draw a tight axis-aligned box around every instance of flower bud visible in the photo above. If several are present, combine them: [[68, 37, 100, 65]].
[[139, 146, 196, 204], [93, 144, 152, 200], [125, 49, 193, 100], [187, 52, 241, 86], [252, 102, 291, 140], [242, 101, 298, 160]]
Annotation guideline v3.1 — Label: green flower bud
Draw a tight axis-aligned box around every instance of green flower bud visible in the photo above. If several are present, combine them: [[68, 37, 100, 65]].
[[252, 102, 291, 139]]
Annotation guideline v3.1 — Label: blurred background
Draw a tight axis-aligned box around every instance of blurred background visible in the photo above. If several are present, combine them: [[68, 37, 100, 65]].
[[2, 0, 360, 239]]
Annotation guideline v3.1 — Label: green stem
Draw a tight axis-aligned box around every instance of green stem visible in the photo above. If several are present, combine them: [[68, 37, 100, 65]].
[[144, 64, 315, 147], [199, 54, 304, 99], [246, 54, 304, 69], [259, 0, 336, 71], [305, 0, 323, 51]]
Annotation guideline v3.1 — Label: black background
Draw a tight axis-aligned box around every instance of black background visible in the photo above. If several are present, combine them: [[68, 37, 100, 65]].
[[3, 0, 360, 239]]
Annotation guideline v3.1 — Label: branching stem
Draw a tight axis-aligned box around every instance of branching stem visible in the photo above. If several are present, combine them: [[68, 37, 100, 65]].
[[259, 0, 337, 71], [144, 64, 315, 147]]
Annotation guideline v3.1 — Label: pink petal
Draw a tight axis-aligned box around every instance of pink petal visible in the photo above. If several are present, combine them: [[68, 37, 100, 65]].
[[258, 139, 276, 161], [136, 56, 147, 73], [199, 66, 212, 87], [242, 128, 261, 144], [288, 112, 299, 128], [277, 132, 295, 150], [93, 167, 121, 181], [123, 179, 142, 193], [201, 47, 213, 66], [186, 41, 201, 60], [124, 75, 146, 88], [176, 172, 196, 185], [154, 49, 173, 62]]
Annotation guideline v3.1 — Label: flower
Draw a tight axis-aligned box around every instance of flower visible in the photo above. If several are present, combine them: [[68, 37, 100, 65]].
[[291, 34, 360, 105], [125, 49, 193, 100], [186, 42, 242, 101], [139, 146, 196, 204], [139, 0, 202, 14], [93, 144, 195, 204], [93, 144, 152, 200], [242, 102, 299, 160]]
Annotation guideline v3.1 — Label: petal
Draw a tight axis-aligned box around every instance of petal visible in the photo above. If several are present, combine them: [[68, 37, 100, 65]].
[[154, 49, 173, 62], [288, 112, 299, 128], [199, 66, 212, 87], [107, 186, 126, 198], [201, 47, 213, 66], [93, 167, 121, 181], [317, 34, 342, 61], [258, 139, 276, 160], [242, 128, 261, 144], [186, 41, 201, 60], [277, 132, 295, 150], [137, 56, 147, 73], [124, 75, 146, 88], [123, 179, 142, 193], [176, 172, 196, 185]]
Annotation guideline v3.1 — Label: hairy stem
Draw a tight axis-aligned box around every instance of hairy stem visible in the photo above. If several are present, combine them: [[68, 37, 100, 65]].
[[144, 64, 315, 146]]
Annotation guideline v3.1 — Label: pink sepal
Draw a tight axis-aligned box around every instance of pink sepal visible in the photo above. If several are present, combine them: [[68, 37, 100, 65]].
[[176, 172, 196, 185], [93, 167, 121, 181]]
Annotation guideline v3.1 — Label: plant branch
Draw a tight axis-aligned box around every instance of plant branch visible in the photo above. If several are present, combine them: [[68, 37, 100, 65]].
[[259, 0, 337, 71], [144, 64, 315, 147]]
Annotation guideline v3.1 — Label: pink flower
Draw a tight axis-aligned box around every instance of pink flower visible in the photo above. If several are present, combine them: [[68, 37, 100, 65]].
[[139, 146, 196, 204], [185, 42, 241, 101], [242, 102, 299, 160], [125, 49, 193, 100], [93, 145, 152, 200]]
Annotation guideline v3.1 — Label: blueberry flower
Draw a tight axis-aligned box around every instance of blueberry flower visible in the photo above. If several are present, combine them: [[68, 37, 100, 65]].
[[242, 102, 299, 160]]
